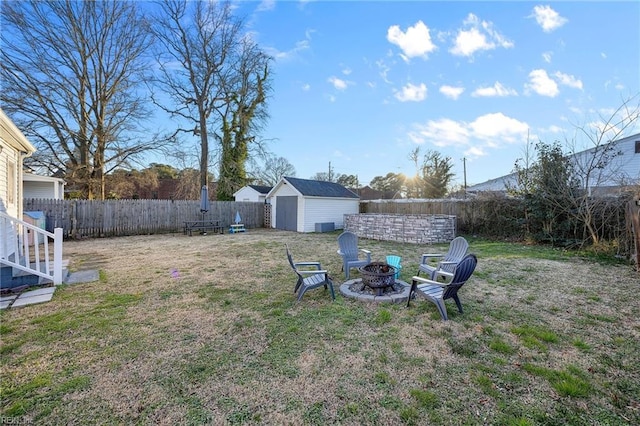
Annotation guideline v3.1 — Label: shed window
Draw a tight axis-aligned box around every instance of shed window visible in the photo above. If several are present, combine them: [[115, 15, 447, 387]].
[[635, 140, 640, 154]]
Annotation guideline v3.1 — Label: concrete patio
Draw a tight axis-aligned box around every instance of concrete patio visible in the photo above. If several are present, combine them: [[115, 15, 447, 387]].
[[0, 269, 99, 310]]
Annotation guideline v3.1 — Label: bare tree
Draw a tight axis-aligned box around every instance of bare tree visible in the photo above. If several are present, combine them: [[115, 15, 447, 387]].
[[215, 36, 271, 199], [174, 168, 202, 200], [106, 168, 159, 199], [337, 174, 359, 189], [562, 95, 640, 246], [251, 155, 296, 186], [1, 1, 161, 199], [511, 95, 640, 247], [150, 0, 272, 200], [406, 148, 454, 198], [508, 132, 537, 237], [370, 172, 406, 198], [420, 150, 455, 198]]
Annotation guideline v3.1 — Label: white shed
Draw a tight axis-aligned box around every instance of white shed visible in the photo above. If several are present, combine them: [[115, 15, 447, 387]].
[[234, 185, 272, 202], [23, 173, 66, 200], [266, 176, 360, 233]]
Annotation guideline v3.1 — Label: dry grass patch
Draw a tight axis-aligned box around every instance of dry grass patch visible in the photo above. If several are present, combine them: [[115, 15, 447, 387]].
[[1, 230, 638, 424]]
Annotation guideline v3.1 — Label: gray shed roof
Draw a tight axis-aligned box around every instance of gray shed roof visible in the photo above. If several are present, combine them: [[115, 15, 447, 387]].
[[248, 185, 272, 194], [284, 177, 359, 198]]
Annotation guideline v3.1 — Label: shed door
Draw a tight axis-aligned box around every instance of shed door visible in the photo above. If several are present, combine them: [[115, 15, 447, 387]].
[[276, 196, 297, 231]]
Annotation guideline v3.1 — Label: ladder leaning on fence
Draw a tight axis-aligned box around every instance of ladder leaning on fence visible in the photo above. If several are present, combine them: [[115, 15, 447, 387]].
[[0, 211, 64, 285]]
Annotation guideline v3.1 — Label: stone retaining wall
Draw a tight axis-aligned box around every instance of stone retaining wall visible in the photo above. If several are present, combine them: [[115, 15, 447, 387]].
[[344, 213, 456, 244]]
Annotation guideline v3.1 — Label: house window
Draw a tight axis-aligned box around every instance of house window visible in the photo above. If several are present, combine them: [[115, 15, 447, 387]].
[[635, 140, 640, 154]]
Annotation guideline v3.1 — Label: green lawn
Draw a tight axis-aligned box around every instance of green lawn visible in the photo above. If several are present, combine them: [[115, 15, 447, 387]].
[[1, 229, 638, 425]]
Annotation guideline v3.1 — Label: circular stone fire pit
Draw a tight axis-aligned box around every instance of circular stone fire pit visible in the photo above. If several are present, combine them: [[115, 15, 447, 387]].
[[359, 262, 397, 296], [339, 262, 411, 304]]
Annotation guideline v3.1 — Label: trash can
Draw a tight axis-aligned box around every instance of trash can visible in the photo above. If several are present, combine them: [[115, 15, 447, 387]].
[[23, 211, 46, 244], [315, 222, 335, 233]]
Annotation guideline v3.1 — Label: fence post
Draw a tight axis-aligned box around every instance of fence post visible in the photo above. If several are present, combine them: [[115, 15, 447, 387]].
[[53, 227, 63, 284], [70, 200, 77, 239], [629, 200, 640, 272]]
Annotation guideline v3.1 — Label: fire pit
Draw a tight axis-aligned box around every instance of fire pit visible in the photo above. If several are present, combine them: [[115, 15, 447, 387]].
[[359, 262, 397, 296]]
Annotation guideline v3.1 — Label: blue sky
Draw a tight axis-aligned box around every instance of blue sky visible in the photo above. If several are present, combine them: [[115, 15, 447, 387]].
[[179, 1, 640, 188]]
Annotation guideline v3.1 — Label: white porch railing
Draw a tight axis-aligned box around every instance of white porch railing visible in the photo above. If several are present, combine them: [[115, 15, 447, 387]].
[[0, 211, 63, 285]]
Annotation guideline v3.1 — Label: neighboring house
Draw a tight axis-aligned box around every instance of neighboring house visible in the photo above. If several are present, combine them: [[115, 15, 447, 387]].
[[355, 185, 397, 200], [23, 173, 65, 200], [266, 176, 359, 233], [467, 132, 640, 195], [234, 185, 272, 202]]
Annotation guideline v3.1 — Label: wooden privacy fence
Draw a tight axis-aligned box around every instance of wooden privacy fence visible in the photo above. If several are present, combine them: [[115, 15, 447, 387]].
[[23, 199, 265, 239]]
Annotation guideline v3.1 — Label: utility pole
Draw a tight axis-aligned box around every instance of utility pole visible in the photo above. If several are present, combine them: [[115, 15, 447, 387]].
[[462, 157, 467, 198]]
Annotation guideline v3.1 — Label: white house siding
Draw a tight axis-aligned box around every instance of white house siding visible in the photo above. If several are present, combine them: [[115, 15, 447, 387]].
[[0, 136, 22, 218], [1, 109, 36, 261], [23, 181, 56, 199], [301, 197, 359, 233], [234, 186, 264, 202], [467, 173, 518, 193], [0, 140, 18, 261], [0, 139, 12, 215], [580, 135, 640, 187], [23, 174, 65, 200], [468, 133, 640, 194]]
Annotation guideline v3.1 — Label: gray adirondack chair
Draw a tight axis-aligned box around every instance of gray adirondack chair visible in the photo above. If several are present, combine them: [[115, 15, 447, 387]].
[[337, 231, 371, 280], [417, 236, 469, 280], [407, 253, 477, 320], [285, 244, 335, 302]]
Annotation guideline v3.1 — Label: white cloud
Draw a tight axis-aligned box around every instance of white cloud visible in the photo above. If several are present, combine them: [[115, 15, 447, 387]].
[[531, 5, 568, 33], [328, 76, 349, 91], [554, 71, 583, 90], [410, 118, 470, 146], [525, 69, 559, 97], [465, 146, 486, 157], [409, 113, 529, 157], [450, 27, 492, 57], [265, 39, 310, 61], [450, 13, 513, 58], [387, 20, 436, 61], [440, 85, 465, 100], [542, 51, 552, 63], [470, 113, 529, 144], [302, 83, 311, 91], [256, 0, 276, 12], [395, 83, 427, 102], [376, 59, 392, 84], [472, 82, 517, 97]]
